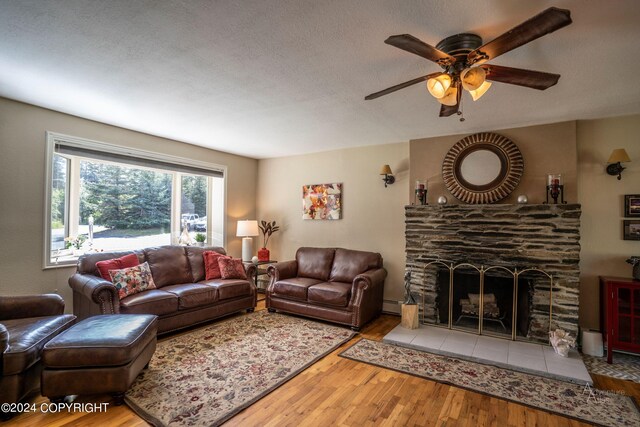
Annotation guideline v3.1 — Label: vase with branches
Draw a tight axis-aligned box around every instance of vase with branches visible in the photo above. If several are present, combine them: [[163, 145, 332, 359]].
[[258, 220, 280, 261]]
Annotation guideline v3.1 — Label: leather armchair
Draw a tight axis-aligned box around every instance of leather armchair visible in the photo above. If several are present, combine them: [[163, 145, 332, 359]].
[[0, 294, 76, 410], [266, 247, 386, 330]]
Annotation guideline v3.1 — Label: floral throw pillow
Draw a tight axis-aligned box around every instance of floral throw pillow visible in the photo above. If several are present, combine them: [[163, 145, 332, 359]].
[[203, 251, 230, 280], [109, 262, 157, 300], [218, 257, 248, 280]]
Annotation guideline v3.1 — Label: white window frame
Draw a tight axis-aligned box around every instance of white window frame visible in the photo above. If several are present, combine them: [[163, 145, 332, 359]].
[[43, 132, 227, 269]]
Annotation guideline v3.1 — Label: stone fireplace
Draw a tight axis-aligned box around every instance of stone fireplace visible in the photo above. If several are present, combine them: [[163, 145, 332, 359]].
[[405, 204, 581, 343]]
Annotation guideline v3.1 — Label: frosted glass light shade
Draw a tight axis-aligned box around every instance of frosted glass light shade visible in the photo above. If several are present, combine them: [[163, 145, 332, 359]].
[[427, 74, 452, 98], [437, 86, 458, 106], [236, 220, 259, 237], [608, 148, 631, 163], [469, 81, 492, 101], [461, 67, 486, 91]]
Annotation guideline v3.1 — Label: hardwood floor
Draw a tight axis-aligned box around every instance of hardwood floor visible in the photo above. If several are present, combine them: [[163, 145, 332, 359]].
[[6, 302, 640, 426]]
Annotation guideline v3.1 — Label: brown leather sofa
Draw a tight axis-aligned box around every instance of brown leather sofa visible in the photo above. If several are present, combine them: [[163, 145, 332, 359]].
[[69, 245, 257, 334], [266, 247, 386, 330], [0, 294, 76, 410]]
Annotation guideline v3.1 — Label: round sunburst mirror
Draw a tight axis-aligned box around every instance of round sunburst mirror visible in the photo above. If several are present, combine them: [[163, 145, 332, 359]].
[[442, 133, 524, 204]]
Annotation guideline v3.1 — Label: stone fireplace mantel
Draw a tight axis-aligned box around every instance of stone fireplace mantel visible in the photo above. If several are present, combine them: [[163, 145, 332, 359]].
[[405, 204, 581, 343]]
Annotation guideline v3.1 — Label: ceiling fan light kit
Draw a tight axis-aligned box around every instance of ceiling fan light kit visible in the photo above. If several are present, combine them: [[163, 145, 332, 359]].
[[365, 7, 572, 118], [426, 74, 451, 98]]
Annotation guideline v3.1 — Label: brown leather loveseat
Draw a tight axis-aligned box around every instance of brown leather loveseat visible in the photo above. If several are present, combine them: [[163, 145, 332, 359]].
[[69, 245, 256, 334], [266, 247, 386, 330]]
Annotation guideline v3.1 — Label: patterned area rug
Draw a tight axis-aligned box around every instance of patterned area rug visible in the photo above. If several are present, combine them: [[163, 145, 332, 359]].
[[126, 311, 354, 426], [584, 353, 640, 383], [340, 339, 640, 427]]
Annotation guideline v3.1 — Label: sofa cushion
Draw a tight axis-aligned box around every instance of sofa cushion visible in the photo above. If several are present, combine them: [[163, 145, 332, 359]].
[[119, 289, 178, 316], [272, 277, 322, 301], [296, 247, 335, 281], [329, 248, 382, 283], [202, 279, 252, 300], [77, 250, 144, 276], [162, 283, 218, 310], [144, 246, 192, 287], [186, 246, 226, 282], [109, 262, 157, 300], [1, 315, 76, 375], [203, 251, 230, 280], [95, 253, 140, 281], [308, 281, 352, 307]]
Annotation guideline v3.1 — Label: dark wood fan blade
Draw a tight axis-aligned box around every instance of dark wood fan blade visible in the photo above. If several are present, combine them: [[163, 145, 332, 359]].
[[481, 64, 560, 90], [468, 7, 571, 64], [385, 34, 456, 66], [439, 81, 461, 117], [365, 72, 444, 100]]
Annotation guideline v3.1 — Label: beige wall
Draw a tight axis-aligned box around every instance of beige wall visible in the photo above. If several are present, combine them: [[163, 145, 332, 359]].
[[410, 121, 578, 204], [256, 142, 410, 307], [577, 114, 640, 330], [0, 97, 257, 310]]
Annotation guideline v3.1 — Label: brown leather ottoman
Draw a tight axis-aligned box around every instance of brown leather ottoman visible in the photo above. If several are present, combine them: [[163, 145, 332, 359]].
[[41, 314, 157, 404]]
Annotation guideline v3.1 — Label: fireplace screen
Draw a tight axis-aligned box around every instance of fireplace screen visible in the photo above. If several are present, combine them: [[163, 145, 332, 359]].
[[422, 261, 553, 341]]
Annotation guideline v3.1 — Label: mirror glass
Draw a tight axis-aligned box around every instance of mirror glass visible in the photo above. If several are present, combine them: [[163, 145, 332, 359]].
[[460, 150, 502, 186]]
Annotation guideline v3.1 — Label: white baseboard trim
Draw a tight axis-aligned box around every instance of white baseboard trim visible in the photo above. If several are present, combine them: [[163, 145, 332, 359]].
[[382, 299, 401, 315]]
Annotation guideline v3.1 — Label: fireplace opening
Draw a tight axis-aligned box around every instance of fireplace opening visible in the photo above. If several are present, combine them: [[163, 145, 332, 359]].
[[435, 268, 532, 339]]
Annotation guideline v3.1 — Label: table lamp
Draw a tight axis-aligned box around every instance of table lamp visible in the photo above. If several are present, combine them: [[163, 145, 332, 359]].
[[236, 220, 259, 262]]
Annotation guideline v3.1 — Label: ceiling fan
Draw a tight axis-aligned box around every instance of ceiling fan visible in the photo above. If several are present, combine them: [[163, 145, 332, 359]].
[[365, 7, 572, 119]]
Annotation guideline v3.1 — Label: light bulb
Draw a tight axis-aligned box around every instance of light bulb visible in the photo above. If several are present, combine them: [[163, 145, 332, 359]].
[[461, 67, 486, 91], [427, 74, 452, 99], [469, 81, 492, 101]]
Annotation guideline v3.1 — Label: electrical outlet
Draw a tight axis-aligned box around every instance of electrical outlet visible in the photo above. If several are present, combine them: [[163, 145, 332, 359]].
[[54, 288, 59, 294]]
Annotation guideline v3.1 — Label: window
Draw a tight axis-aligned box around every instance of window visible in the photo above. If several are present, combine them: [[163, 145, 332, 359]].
[[44, 132, 226, 268]]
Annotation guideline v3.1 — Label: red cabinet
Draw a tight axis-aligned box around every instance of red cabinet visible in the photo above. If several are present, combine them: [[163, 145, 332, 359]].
[[600, 276, 640, 363]]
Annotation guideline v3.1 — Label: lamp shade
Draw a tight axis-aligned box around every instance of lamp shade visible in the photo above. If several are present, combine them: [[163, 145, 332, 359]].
[[380, 164, 393, 175], [236, 220, 259, 237], [426, 74, 452, 99], [608, 149, 631, 163], [461, 67, 486, 91], [437, 85, 458, 106], [469, 81, 492, 101]]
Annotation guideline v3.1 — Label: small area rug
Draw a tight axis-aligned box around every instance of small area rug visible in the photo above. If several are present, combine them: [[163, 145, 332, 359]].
[[584, 353, 640, 383], [340, 339, 640, 427], [126, 311, 354, 426]]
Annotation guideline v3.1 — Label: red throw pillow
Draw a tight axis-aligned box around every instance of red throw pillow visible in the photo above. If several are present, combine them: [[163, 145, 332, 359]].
[[203, 251, 230, 280], [96, 253, 140, 280], [218, 257, 248, 280]]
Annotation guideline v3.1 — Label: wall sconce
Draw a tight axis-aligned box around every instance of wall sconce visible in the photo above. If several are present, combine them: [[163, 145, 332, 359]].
[[606, 149, 631, 180], [380, 165, 395, 187]]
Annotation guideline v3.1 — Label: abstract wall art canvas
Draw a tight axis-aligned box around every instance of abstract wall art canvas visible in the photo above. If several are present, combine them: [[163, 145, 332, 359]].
[[302, 183, 342, 220]]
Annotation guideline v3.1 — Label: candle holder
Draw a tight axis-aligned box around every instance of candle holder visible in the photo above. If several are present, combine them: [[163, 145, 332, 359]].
[[415, 180, 427, 205], [544, 173, 566, 204]]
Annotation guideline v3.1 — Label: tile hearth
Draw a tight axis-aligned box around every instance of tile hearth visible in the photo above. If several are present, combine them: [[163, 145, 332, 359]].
[[383, 324, 592, 385]]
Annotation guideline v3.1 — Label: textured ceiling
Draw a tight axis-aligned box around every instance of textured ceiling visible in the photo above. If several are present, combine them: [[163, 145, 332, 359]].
[[1, 0, 639, 159]]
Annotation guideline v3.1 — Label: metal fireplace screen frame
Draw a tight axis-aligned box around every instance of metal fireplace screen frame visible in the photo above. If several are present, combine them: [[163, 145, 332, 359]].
[[421, 260, 553, 341]]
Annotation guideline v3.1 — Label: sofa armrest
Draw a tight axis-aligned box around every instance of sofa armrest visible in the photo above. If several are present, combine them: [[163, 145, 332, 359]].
[[68, 273, 120, 315], [0, 294, 64, 321], [0, 323, 8, 354], [266, 260, 298, 289], [245, 263, 257, 281], [349, 268, 387, 305]]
